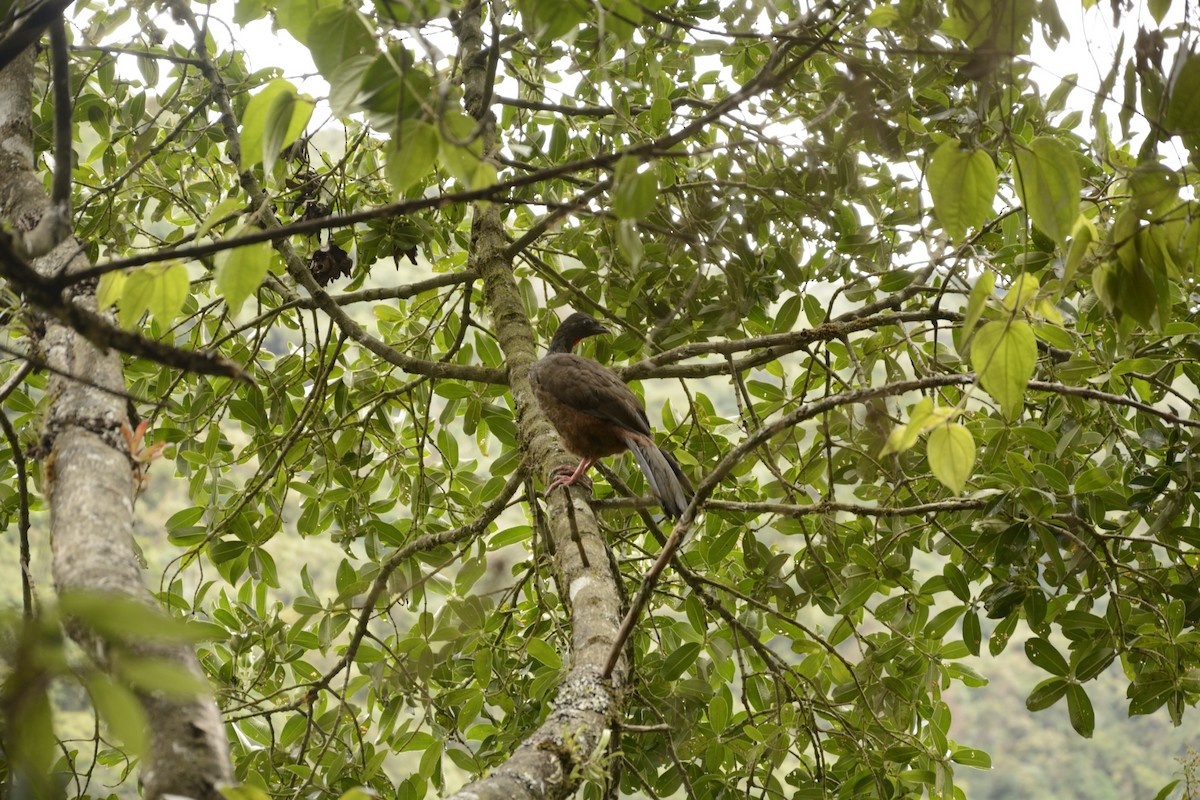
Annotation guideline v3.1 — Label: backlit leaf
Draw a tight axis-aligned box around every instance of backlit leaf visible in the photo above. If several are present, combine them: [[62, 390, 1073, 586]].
[[971, 320, 1037, 418], [1014, 137, 1081, 245], [928, 423, 975, 493], [927, 140, 997, 242]]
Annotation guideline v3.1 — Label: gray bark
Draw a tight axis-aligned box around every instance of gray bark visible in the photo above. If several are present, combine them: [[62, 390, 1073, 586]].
[[0, 47, 232, 799]]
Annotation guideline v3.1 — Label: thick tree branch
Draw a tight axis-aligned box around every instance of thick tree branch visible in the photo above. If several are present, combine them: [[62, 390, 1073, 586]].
[[0, 45, 233, 799], [0, 0, 75, 71]]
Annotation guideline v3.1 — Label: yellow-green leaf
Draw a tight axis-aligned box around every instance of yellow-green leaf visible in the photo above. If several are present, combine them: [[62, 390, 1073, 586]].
[[196, 197, 246, 241], [1062, 215, 1097, 291], [881, 397, 950, 456], [215, 240, 273, 316], [386, 119, 440, 195], [439, 111, 495, 189], [240, 79, 314, 173], [971, 320, 1037, 418], [1002, 273, 1039, 312], [97, 270, 126, 311], [120, 264, 188, 329], [956, 271, 994, 356], [928, 423, 975, 493], [1014, 137, 1081, 246], [928, 140, 997, 242]]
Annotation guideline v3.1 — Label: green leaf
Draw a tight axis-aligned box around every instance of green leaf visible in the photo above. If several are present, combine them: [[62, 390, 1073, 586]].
[[275, 0, 338, 45], [616, 219, 643, 268], [661, 641, 702, 680], [1026, 676, 1069, 711], [84, 673, 148, 758], [1025, 637, 1069, 676], [1014, 137, 1081, 245], [306, 6, 374, 78], [1066, 683, 1095, 738], [613, 164, 659, 220], [97, 269, 126, 311], [215, 239, 273, 316], [386, 119, 440, 195], [196, 197, 247, 241], [959, 270, 994, 347], [1128, 163, 1178, 217], [881, 397, 950, 456], [516, 0, 585, 43], [927, 423, 975, 493], [942, 564, 970, 603], [439, 111, 496, 189], [1167, 49, 1200, 134], [1062, 216, 1097, 290], [1153, 781, 1182, 800], [837, 576, 877, 614], [526, 638, 562, 669], [971, 320, 1037, 418], [962, 610, 982, 657], [240, 80, 313, 173], [120, 263, 188, 328], [1002, 273, 1039, 312], [950, 747, 991, 769], [927, 140, 997, 242]]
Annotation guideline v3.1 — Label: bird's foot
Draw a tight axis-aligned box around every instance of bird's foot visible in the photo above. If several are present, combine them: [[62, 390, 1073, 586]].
[[545, 465, 593, 497]]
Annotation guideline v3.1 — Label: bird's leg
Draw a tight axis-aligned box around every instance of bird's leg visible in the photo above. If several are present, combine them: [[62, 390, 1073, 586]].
[[546, 458, 595, 496]]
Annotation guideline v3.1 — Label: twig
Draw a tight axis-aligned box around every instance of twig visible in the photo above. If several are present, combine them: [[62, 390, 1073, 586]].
[[0, 412, 33, 617]]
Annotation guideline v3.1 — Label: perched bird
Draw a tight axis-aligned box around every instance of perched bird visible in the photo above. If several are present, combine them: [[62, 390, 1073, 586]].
[[529, 312, 694, 518]]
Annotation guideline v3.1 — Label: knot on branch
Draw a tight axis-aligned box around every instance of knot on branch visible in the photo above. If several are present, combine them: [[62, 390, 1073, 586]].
[[11, 204, 72, 260]]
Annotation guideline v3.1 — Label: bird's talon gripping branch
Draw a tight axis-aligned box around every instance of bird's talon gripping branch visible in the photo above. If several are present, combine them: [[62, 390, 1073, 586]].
[[545, 463, 594, 497]]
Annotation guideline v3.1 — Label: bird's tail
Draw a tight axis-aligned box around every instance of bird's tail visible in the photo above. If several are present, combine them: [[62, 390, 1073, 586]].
[[625, 436, 694, 519]]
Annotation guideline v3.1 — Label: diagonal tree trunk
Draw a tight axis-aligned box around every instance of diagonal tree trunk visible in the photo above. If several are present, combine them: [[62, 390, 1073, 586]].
[[0, 46, 232, 800]]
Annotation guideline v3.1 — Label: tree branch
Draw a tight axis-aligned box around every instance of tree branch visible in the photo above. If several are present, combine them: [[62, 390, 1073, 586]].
[[0, 238, 252, 381], [0, 0, 75, 71]]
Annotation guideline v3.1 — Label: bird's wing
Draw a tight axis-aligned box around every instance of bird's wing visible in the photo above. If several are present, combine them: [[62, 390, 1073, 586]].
[[532, 353, 654, 437]]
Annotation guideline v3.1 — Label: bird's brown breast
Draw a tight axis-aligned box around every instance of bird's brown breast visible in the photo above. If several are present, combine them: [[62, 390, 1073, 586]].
[[529, 353, 653, 458]]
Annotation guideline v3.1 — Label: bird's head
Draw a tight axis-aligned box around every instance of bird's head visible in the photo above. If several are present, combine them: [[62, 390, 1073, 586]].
[[548, 312, 609, 353]]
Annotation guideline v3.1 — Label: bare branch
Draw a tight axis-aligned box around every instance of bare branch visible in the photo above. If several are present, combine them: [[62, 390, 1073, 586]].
[[48, 16, 70, 209]]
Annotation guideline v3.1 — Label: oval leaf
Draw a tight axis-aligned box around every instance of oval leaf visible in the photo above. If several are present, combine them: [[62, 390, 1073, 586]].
[[215, 239, 273, 316], [1014, 137, 1081, 245], [386, 119, 440, 195], [614, 168, 659, 220], [1066, 683, 1095, 738], [928, 140, 997, 242], [240, 79, 313, 172], [928, 423, 975, 494], [971, 320, 1037, 418], [1025, 637, 1069, 676]]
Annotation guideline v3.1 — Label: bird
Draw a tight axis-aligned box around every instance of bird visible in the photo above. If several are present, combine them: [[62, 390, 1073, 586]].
[[528, 312, 694, 519]]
